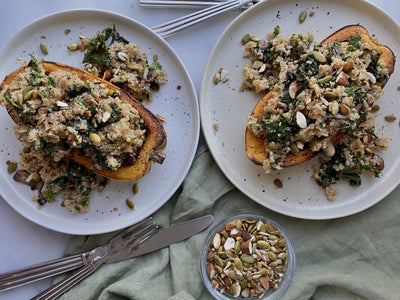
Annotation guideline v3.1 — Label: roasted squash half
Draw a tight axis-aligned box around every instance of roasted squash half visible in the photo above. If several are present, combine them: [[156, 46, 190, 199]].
[[245, 24, 395, 168], [1, 60, 166, 182]]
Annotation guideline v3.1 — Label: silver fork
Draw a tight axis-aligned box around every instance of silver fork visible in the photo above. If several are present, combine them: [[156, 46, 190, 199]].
[[151, 0, 259, 38], [31, 218, 158, 300], [0, 217, 157, 293]]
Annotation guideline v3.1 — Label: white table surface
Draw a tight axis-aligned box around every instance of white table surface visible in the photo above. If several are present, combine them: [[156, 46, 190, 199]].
[[0, 0, 398, 299]]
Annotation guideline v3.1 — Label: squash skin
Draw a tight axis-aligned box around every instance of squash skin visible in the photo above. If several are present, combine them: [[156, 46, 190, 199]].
[[245, 24, 395, 168], [1, 61, 167, 182]]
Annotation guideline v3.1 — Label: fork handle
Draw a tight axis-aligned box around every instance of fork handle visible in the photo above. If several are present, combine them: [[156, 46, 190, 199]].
[[0, 253, 87, 291], [31, 263, 96, 300]]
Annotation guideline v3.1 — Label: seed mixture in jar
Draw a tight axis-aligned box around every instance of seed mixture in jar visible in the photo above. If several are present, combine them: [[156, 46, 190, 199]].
[[0, 56, 148, 212], [69, 26, 167, 103], [242, 26, 390, 200], [206, 218, 288, 298]]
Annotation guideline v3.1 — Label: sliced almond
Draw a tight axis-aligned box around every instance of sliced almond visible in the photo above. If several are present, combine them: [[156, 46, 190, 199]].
[[296, 111, 307, 128], [289, 81, 299, 99]]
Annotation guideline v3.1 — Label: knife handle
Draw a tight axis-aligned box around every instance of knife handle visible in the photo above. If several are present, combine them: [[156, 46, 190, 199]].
[[0, 253, 87, 291], [31, 262, 97, 300]]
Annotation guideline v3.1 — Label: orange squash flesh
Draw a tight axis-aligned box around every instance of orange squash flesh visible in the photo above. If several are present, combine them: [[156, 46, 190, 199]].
[[1, 61, 167, 182], [245, 25, 395, 167]]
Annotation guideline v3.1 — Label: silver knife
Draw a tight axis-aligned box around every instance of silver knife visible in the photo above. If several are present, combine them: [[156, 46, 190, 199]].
[[29, 214, 214, 300]]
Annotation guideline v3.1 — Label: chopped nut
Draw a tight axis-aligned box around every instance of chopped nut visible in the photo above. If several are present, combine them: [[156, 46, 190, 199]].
[[273, 178, 283, 188], [385, 114, 397, 122]]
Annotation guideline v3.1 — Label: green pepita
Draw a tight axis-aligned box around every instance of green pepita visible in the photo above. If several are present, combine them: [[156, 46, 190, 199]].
[[307, 32, 314, 43], [234, 240, 241, 254], [22, 87, 34, 100], [340, 104, 351, 116], [371, 104, 380, 113], [257, 240, 270, 249], [277, 238, 287, 248], [268, 251, 277, 261], [324, 91, 338, 100], [40, 43, 49, 55], [234, 257, 243, 270], [126, 198, 135, 210], [299, 10, 307, 23], [227, 270, 239, 280], [241, 33, 250, 45], [313, 51, 327, 64], [330, 101, 339, 115], [236, 218, 243, 230], [252, 61, 264, 69], [89, 133, 101, 143], [7, 162, 17, 174], [290, 143, 299, 155], [258, 268, 269, 276], [321, 75, 332, 83], [32, 173, 41, 182], [132, 183, 139, 194], [240, 253, 255, 264], [213, 255, 224, 267]]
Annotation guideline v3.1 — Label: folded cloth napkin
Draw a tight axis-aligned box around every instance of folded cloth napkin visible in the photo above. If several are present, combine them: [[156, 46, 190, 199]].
[[59, 145, 400, 300]]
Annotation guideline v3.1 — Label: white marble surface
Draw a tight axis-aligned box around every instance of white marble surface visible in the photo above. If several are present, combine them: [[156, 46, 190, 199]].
[[0, 0, 398, 299]]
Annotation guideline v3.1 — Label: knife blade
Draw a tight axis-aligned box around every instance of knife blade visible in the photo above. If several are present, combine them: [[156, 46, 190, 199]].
[[106, 214, 214, 263]]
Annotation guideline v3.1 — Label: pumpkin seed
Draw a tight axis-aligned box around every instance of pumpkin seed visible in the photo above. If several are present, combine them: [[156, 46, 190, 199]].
[[241, 33, 250, 45], [213, 255, 224, 267], [234, 240, 241, 254], [290, 143, 299, 155], [236, 218, 242, 230], [252, 60, 264, 69], [371, 104, 380, 112], [126, 198, 135, 210], [234, 257, 243, 270], [89, 133, 101, 143], [7, 162, 17, 174], [240, 253, 255, 264], [268, 252, 277, 261], [277, 238, 287, 248], [340, 104, 351, 116], [22, 87, 33, 100], [67, 43, 80, 51], [214, 72, 221, 84], [40, 43, 49, 55], [324, 91, 338, 100], [299, 9, 307, 23], [330, 101, 339, 115], [307, 32, 314, 43], [32, 173, 41, 182], [257, 240, 270, 249], [313, 51, 327, 64], [132, 183, 139, 194], [321, 75, 332, 83]]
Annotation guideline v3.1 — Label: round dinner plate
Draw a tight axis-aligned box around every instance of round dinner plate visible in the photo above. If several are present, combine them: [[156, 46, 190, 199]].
[[200, 0, 400, 219], [0, 9, 199, 234]]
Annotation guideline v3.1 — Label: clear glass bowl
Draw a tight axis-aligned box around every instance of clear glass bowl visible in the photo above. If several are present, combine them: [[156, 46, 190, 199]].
[[199, 214, 296, 300]]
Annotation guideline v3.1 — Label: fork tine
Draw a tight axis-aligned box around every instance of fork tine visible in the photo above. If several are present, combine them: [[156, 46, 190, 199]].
[[114, 216, 153, 240], [127, 225, 160, 250], [123, 222, 158, 245]]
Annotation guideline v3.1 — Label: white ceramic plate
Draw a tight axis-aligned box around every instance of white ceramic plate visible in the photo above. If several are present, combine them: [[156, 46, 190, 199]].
[[200, 0, 400, 219], [0, 9, 199, 234]]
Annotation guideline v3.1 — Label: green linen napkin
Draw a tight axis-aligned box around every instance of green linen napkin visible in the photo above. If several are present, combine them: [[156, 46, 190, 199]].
[[59, 145, 400, 300]]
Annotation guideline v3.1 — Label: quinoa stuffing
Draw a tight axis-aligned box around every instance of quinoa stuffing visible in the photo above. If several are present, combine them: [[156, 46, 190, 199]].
[[243, 26, 391, 201], [70, 26, 167, 103], [0, 56, 150, 212]]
